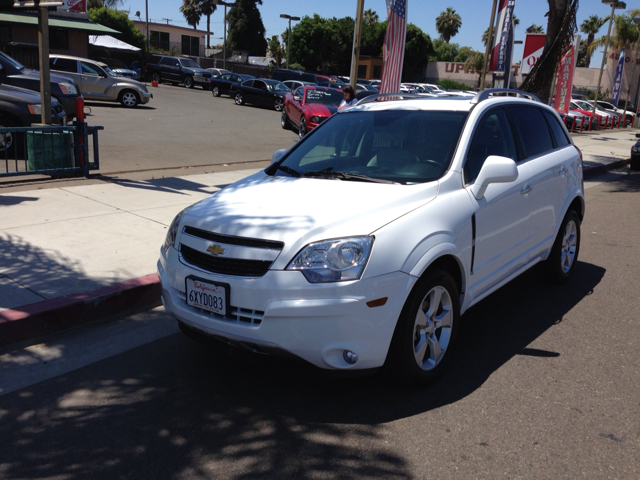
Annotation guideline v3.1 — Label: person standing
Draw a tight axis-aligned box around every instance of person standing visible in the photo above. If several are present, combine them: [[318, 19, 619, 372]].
[[338, 85, 358, 110]]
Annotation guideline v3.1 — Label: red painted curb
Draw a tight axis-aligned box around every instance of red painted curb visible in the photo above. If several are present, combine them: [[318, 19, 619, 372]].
[[0, 274, 161, 348]]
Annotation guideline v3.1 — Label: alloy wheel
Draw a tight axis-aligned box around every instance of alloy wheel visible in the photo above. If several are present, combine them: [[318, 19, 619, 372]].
[[412, 285, 453, 371], [121, 92, 138, 107], [560, 219, 578, 274], [274, 98, 283, 111], [299, 118, 306, 139]]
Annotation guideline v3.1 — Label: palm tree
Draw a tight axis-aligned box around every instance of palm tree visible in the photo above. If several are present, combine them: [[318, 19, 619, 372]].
[[180, 0, 201, 30], [588, 11, 640, 57], [199, 0, 217, 48], [464, 51, 485, 88], [364, 8, 379, 25], [436, 7, 462, 44], [482, 14, 519, 46], [580, 15, 607, 67], [526, 24, 544, 34]]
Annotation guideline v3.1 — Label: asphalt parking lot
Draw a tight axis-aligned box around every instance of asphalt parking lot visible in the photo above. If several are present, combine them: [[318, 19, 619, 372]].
[[83, 82, 298, 175]]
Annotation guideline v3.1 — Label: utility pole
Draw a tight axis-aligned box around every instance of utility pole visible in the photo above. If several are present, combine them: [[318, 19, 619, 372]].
[[215, 2, 236, 70], [349, 0, 365, 90], [480, 0, 498, 91], [280, 14, 301, 69]]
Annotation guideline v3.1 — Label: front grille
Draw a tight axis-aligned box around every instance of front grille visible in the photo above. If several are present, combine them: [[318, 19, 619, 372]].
[[181, 244, 272, 277], [183, 226, 284, 250]]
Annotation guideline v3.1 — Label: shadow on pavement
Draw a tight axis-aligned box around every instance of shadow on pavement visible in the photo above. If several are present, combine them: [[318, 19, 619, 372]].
[[0, 259, 605, 478], [0, 195, 38, 207], [98, 175, 217, 196]]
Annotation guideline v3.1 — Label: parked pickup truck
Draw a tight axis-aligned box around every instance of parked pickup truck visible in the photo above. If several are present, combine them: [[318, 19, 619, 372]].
[[146, 55, 212, 89]]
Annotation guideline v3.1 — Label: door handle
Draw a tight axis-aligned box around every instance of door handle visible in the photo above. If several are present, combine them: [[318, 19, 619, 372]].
[[521, 185, 532, 195], [559, 166, 568, 176]]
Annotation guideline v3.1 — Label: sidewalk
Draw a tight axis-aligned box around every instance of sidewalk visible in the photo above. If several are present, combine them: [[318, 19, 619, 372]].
[[0, 128, 636, 348]]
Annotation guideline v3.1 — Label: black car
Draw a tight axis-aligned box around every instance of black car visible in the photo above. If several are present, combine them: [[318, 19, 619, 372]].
[[209, 73, 254, 97], [271, 68, 319, 85], [146, 54, 212, 89], [233, 78, 290, 111], [631, 133, 640, 171], [0, 84, 67, 155], [0, 51, 81, 121]]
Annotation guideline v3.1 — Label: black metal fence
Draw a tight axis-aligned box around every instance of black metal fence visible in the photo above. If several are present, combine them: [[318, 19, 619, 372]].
[[0, 122, 103, 179]]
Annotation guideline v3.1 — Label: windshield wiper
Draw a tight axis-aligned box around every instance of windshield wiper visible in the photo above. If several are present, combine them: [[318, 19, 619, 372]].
[[303, 169, 398, 184], [275, 164, 302, 177]]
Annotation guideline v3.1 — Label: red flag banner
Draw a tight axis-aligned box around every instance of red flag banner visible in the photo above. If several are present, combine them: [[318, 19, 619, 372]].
[[553, 44, 576, 114], [489, 0, 516, 72], [379, 0, 408, 94]]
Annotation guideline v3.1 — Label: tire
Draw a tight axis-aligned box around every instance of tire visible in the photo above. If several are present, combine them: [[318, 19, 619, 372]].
[[151, 72, 161, 83], [212, 86, 220, 97], [385, 269, 460, 386], [0, 116, 25, 159], [298, 117, 307, 139], [119, 90, 139, 108], [184, 75, 194, 89], [630, 156, 640, 171], [235, 92, 244, 105], [281, 110, 291, 130], [545, 209, 581, 283], [274, 97, 284, 111]]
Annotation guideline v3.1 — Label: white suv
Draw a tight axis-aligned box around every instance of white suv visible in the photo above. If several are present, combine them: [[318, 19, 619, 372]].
[[158, 90, 584, 385]]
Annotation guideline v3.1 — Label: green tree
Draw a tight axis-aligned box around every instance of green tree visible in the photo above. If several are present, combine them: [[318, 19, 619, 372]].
[[435, 7, 462, 44], [428, 38, 460, 62], [88, 0, 122, 8], [526, 24, 544, 34], [402, 23, 433, 80], [364, 8, 379, 25], [580, 15, 607, 67], [588, 11, 640, 57], [289, 14, 351, 74], [464, 51, 485, 87], [89, 7, 146, 50], [180, 0, 201, 30], [227, 0, 267, 56], [267, 35, 285, 67]]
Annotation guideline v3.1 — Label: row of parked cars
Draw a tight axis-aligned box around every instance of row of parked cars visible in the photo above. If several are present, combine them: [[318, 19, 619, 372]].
[[561, 98, 636, 130]]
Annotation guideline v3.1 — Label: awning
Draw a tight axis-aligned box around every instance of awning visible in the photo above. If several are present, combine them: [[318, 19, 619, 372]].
[[89, 35, 140, 51], [0, 12, 120, 34]]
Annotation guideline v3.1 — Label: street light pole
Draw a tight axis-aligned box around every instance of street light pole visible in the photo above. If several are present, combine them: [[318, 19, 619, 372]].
[[214, 1, 235, 70], [592, 0, 626, 122], [280, 14, 300, 69]]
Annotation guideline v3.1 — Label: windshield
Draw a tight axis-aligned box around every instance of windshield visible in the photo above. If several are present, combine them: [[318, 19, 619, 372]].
[[273, 109, 468, 185], [180, 59, 200, 68], [267, 81, 290, 91], [103, 66, 118, 77], [305, 89, 343, 105], [0, 51, 26, 71]]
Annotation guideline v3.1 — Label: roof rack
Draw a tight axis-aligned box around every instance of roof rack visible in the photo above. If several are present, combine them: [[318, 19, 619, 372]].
[[356, 93, 423, 105], [471, 89, 541, 104]]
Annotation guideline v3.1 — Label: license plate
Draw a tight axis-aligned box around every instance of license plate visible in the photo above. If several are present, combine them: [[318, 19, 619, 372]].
[[185, 277, 229, 316]]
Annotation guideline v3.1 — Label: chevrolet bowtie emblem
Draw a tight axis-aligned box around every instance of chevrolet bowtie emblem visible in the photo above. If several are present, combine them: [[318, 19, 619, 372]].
[[207, 245, 226, 256]]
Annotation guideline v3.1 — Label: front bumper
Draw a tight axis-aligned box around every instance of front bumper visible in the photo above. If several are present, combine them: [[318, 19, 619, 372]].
[[158, 246, 416, 370], [141, 92, 153, 104], [55, 94, 82, 121]]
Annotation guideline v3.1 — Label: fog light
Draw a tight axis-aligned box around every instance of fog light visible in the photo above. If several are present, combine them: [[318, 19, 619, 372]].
[[343, 350, 358, 364]]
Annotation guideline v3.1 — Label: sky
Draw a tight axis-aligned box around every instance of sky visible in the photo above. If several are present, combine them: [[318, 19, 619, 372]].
[[122, 0, 625, 68]]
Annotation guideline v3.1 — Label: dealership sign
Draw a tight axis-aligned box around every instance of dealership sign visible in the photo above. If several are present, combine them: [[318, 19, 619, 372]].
[[553, 44, 577, 114], [59, 0, 86, 12], [521, 33, 546, 75]]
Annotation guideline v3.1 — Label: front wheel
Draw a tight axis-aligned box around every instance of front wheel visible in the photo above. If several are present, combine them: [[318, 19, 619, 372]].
[[212, 86, 220, 97], [235, 92, 244, 105], [184, 76, 194, 89], [281, 110, 290, 130], [544, 209, 581, 283], [298, 117, 307, 139], [385, 269, 460, 386], [274, 98, 284, 111], [119, 90, 139, 108]]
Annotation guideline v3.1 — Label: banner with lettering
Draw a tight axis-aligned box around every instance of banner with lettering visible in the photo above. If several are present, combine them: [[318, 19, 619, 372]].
[[521, 33, 546, 75], [489, 0, 516, 72], [553, 44, 576, 114], [611, 47, 625, 105]]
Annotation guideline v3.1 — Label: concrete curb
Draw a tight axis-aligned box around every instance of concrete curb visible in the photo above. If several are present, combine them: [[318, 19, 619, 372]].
[[0, 159, 629, 349], [0, 274, 161, 348]]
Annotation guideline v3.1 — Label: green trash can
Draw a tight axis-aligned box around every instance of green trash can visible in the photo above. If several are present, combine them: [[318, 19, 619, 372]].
[[27, 130, 74, 171]]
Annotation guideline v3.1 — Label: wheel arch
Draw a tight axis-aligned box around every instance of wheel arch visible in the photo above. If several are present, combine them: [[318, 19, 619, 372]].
[[406, 242, 466, 304]]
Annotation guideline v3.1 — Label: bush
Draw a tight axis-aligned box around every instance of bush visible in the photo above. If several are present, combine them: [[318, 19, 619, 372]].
[[437, 79, 473, 91]]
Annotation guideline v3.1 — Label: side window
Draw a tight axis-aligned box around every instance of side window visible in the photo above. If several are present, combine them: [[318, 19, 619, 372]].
[[542, 110, 570, 147], [253, 80, 266, 89], [80, 61, 100, 75], [50, 58, 77, 73], [508, 106, 554, 160], [465, 108, 517, 184], [241, 79, 254, 87]]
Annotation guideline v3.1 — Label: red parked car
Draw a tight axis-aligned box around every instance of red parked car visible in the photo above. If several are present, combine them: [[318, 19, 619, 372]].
[[281, 86, 344, 138]]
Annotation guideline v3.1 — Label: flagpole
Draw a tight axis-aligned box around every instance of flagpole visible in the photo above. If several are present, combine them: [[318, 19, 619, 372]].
[[350, 0, 365, 91], [480, 0, 498, 91]]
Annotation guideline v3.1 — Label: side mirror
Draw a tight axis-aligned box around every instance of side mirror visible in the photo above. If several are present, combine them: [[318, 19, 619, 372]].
[[471, 155, 518, 200], [293, 95, 301, 101], [271, 148, 288, 164]]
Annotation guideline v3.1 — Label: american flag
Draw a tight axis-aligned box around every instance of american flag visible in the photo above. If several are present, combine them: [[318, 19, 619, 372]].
[[379, 0, 408, 94]]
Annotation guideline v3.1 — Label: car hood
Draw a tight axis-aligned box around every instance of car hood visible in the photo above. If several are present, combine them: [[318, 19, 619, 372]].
[[304, 103, 338, 117], [180, 170, 439, 259], [188, 67, 211, 75], [8, 69, 76, 87], [0, 83, 44, 103]]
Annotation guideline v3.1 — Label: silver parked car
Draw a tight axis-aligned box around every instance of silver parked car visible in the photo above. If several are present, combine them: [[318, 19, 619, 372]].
[[49, 55, 152, 108]]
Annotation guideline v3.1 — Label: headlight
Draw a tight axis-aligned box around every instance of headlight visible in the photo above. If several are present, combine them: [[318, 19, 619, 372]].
[[632, 146, 639, 153], [58, 82, 77, 95], [286, 236, 373, 283], [28, 104, 42, 115], [310, 116, 323, 123], [163, 210, 185, 252]]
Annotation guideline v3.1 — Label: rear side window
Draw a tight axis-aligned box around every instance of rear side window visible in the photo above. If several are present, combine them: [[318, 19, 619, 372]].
[[253, 80, 266, 89], [51, 58, 77, 73], [508, 106, 554, 160], [542, 110, 571, 147], [241, 79, 254, 87]]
